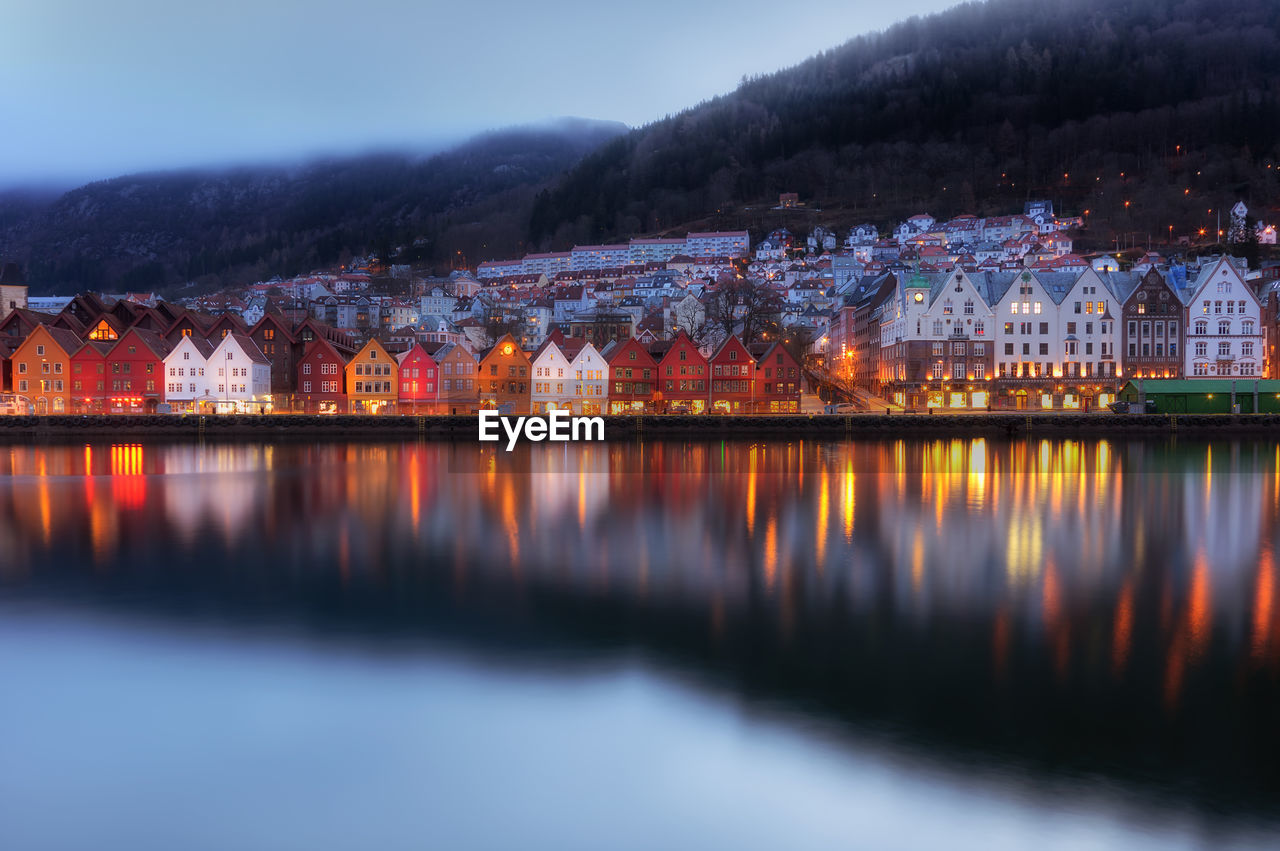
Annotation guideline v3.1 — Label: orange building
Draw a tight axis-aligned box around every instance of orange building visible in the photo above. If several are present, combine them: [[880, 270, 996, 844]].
[[11, 324, 83, 414], [435, 342, 480, 415], [345, 337, 398, 413], [478, 333, 531, 414]]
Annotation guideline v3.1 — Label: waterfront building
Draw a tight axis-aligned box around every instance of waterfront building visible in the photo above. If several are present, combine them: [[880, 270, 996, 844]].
[[396, 342, 440, 414], [162, 334, 216, 413], [570, 340, 608, 415], [345, 337, 398, 414], [750, 341, 802, 413], [295, 337, 348, 414], [879, 268, 997, 410], [709, 335, 758, 413], [434, 342, 480, 415], [478, 333, 531, 413], [530, 332, 583, 414], [602, 337, 658, 414], [653, 331, 708, 413], [208, 333, 272, 413], [69, 340, 112, 413], [10, 324, 81, 414], [248, 313, 298, 406], [104, 327, 171, 413], [1182, 257, 1263, 378], [1121, 269, 1183, 379]]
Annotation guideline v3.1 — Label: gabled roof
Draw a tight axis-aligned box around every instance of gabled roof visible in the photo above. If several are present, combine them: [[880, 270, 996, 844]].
[[113, 327, 174, 360]]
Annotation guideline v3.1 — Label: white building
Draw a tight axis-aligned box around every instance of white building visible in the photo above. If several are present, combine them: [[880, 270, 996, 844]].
[[684, 231, 750, 258], [162, 334, 216, 412], [531, 336, 580, 413], [570, 342, 608, 415], [207, 333, 273, 412], [571, 244, 631, 271], [628, 238, 686, 264], [1182, 257, 1263, 378]]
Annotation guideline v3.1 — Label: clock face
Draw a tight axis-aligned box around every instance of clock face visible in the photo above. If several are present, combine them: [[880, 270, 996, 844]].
[[914, 293, 924, 302], [502, 343, 513, 355]]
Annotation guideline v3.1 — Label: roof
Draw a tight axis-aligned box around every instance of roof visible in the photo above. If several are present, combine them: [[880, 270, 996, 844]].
[[1122, 379, 1280, 394]]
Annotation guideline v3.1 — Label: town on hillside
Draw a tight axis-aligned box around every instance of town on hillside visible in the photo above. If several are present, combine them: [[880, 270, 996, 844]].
[[1, 200, 1278, 416]]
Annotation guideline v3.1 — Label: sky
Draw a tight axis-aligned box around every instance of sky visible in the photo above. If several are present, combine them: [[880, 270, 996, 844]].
[[1, 0, 960, 187]]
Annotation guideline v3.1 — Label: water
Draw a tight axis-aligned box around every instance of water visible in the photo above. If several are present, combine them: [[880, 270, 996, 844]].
[[0, 438, 1277, 849]]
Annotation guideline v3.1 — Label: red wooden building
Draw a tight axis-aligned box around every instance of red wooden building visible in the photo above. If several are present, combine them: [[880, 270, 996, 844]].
[[654, 331, 709, 414], [709, 335, 757, 413], [396, 342, 440, 414], [295, 338, 348, 414], [69, 341, 113, 413], [750, 341, 802, 413], [105, 328, 172, 413], [603, 337, 658, 413]]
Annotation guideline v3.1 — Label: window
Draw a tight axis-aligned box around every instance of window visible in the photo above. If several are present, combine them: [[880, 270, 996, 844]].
[[952, 362, 965, 379], [1195, 342, 1207, 357], [973, 343, 985, 356], [1218, 342, 1231, 356], [1039, 343, 1049, 355], [952, 342, 965, 356], [1066, 322, 1076, 335], [1243, 342, 1254, 357], [931, 362, 944, 379], [1194, 363, 1208, 376], [36, 345, 44, 356], [1243, 321, 1255, 335], [963, 300, 974, 315], [303, 363, 312, 375], [1011, 302, 1019, 315], [1195, 321, 1207, 335], [1004, 343, 1014, 355], [1004, 322, 1013, 335], [974, 363, 985, 379], [1039, 322, 1048, 335]]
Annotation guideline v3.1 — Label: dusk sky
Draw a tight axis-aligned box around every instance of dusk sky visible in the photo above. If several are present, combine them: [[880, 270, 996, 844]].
[[1, 0, 958, 186]]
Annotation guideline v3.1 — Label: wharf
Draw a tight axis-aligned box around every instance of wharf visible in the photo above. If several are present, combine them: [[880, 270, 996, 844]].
[[0, 413, 1276, 441]]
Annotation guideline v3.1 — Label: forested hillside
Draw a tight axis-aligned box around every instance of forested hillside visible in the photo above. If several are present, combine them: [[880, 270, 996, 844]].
[[529, 0, 1280, 248], [0, 119, 626, 294]]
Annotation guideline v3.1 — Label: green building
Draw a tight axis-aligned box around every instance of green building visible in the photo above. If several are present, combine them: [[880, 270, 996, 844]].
[[1118, 379, 1280, 414]]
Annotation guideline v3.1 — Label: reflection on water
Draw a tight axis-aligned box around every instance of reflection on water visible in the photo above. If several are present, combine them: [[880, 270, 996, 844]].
[[1, 438, 1279, 846]]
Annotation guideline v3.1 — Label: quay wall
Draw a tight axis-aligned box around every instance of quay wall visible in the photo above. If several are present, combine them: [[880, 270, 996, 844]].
[[0, 413, 1276, 442]]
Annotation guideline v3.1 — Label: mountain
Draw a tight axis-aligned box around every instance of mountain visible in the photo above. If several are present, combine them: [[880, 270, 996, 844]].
[[0, 118, 627, 295], [529, 0, 1280, 249]]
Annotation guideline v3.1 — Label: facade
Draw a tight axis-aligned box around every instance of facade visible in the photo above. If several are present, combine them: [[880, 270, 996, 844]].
[[709, 335, 758, 413], [207, 333, 272, 413], [655, 332, 708, 413], [1183, 258, 1264, 378], [570, 341, 608, 415], [880, 269, 997, 411], [685, 231, 750, 258], [478, 333, 531, 413], [1122, 269, 1183, 379], [604, 338, 658, 413], [11, 325, 80, 414], [104, 328, 171, 413], [752, 342, 802, 412], [435, 343, 480, 415], [530, 334, 583, 414], [69, 341, 112, 413], [396, 343, 440, 414], [295, 338, 348, 414], [248, 314, 297, 405], [162, 335, 215, 413], [345, 337, 398, 414]]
